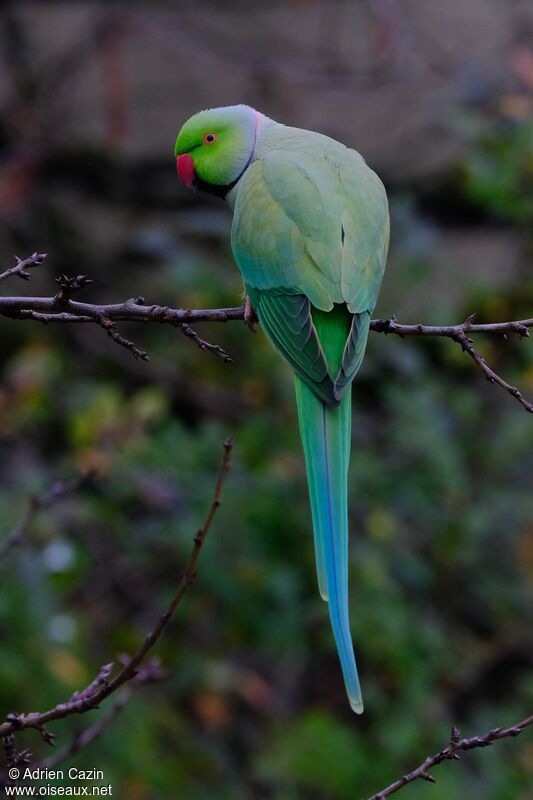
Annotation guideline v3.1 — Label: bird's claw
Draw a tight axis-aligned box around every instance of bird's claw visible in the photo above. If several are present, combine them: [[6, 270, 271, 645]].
[[244, 296, 258, 332]]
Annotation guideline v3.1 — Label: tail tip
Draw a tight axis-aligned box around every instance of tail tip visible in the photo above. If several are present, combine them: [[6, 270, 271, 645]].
[[350, 697, 364, 715]]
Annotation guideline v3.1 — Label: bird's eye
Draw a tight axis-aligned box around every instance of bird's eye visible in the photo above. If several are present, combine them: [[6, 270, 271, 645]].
[[204, 132, 217, 145]]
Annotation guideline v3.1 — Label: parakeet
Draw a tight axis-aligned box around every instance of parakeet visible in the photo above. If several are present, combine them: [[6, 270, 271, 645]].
[[175, 105, 389, 713]]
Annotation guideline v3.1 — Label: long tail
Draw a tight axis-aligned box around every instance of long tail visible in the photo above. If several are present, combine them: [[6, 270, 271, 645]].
[[294, 376, 363, 713]]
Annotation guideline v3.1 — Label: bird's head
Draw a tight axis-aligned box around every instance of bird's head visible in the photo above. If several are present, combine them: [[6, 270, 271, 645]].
[[175, 105, 258, 193]]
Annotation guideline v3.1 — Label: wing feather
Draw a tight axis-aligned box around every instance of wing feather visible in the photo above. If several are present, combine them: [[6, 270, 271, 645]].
[[231, 140, 389, 398], [248, 289, 339, 406]]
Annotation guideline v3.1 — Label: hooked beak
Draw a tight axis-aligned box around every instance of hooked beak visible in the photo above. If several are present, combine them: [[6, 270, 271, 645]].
[[176, 153, 196, 190]]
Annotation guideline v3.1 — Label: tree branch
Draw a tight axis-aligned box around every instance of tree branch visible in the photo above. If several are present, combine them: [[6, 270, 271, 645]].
[[366, 714, 533, 799], [0, 253, 47, 283], [1, 660, 164, 786], [1, 254, 532, 410], [0, 437, 233, 744], [37, 659, 166, 772], [0, 290, 241, 362], [373, 314, 533, 413]]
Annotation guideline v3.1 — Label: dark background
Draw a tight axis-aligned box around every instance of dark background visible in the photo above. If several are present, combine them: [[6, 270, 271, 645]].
[[0, 2, 532, 798]]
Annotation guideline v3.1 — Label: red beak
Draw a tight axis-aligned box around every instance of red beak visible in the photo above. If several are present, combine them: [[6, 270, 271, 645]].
[[176, 153, 196, 189]]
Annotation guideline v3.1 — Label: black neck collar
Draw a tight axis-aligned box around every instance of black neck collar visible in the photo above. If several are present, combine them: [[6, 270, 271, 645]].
[[194, 172, 243, 198]]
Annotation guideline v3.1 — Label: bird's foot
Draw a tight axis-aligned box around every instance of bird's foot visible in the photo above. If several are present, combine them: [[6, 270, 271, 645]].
[[244, 296, 258, 332]]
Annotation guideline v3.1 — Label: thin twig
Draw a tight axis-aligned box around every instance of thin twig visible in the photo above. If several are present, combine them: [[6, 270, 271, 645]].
[[0, 253, 47, 283], [38, 659, 166, 772], [0, 473, 95, 560], [0, 295, 245, 325], [98, 435, 233, 697], [1, 733, 31, 788], [370, 314, 533, 339], [96, 315, 149, 361], [366, 715, 533, 799], [373, 314, 533, 413], [1, 254, 532, 410], [0, 293, 239, 362], [3, 299, 533, 410], [179, 322, 233, 363], [453, 327, 533, 413], [0, 438, 233, 742]]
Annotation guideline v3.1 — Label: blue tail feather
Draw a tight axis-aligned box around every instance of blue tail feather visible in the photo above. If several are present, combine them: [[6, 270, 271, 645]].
[[295, 376, 363, 713]]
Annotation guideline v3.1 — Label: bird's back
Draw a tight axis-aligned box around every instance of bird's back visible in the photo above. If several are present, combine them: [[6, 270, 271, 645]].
[[231, 119, 389, 315]]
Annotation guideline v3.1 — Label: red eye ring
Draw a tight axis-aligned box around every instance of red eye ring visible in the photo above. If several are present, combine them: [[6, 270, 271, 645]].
[[204, 132, 217, 145]]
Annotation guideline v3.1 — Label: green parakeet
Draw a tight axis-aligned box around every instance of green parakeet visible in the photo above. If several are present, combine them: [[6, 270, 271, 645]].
[[175, 105, 389, 713]]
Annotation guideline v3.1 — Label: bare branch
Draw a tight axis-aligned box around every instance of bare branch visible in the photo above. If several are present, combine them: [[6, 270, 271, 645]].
[[366, 715, 533, 800], [370, 314, 533, 340], [0, 438, 233, 741], [38, 659, 166, 772], [1, 732, 32, 788], [373, 314, 533, 414], [453, 326, 533, 414], [0, 253, 47, 283], [1, 254, 532, 410], [95, 315, 150, 361], [0, 473, 95, 560], [0, 292, 240, 362], [179, 322, 233, 363]]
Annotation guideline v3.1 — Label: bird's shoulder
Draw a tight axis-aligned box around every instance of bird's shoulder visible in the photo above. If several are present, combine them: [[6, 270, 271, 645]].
[[230, 121, 389, 313], [234, 121, 387, 225]]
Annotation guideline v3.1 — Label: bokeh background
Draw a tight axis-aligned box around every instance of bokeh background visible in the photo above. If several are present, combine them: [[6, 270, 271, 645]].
[[1, 2, 533, 798]]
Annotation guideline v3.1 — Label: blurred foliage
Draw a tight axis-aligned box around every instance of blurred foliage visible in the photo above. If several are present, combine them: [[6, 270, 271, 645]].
[[457, 51, 533, 227], [1, 4, 533, 799], [459, 119, 533, 224]]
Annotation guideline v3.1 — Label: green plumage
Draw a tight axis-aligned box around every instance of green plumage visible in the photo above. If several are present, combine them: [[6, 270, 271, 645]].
[[175, 106, 389, 712], [293, 306, 362, 709], [230, 121, 388, 712]]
